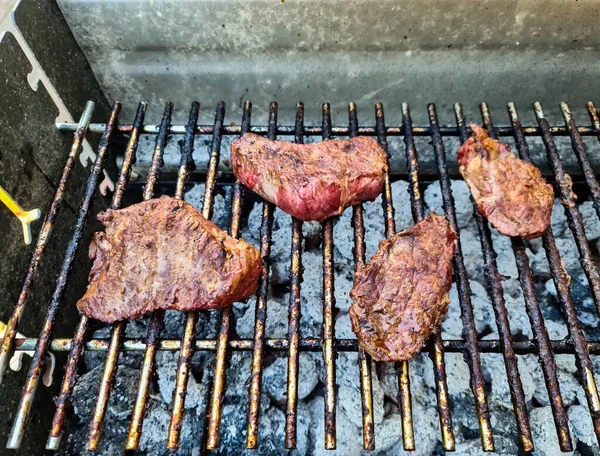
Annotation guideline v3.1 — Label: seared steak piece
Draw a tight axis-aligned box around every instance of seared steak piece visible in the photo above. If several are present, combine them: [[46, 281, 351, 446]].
[[230, 133, 387, 221], [77, 196, 261, 323], [458, 123, 554, 239], [349, 213, 456, 362]]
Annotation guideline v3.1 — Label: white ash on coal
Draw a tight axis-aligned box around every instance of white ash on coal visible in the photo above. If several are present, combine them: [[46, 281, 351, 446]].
[[64, 180, 600, 455]]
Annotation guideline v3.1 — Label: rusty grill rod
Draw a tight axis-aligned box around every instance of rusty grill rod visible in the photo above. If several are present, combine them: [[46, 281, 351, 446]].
[[348, 103, 376, 451], [206, 101, 253, 450], [119, 101, 177, 450], [510, 102, 600, 445], [563, 102, 600, 223], [0, 101, 95, 386], [535, 103, 600, 318], [586, 102, 600, 192], [86, 101, 148, 450], [375, 103, 415, 450], [13, 335, 600, 354], [428, 103, 495, 451], [157, 102, 201, 450], [455, 103, 533, 451], [246, 103, 277, 448], [479, 102, 572, 451], [44, 102, 172, 451], [321, 103, 338, 449], [6, 102, 122, 450], [124, 101, 221, 451], [57, 122, 600, 137], [284, 103, 305, 449], [402, 102, 455, 451]]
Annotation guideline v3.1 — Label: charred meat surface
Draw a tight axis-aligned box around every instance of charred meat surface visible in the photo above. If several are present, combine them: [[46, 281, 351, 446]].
[[77, 196, 262, 323], [230, 133, 387, 221], [349, 213, 457, 362], [458, 123, 554, 239]]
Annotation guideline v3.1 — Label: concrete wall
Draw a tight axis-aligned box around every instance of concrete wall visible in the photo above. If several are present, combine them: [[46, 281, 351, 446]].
[[58, 0, 600, 127]]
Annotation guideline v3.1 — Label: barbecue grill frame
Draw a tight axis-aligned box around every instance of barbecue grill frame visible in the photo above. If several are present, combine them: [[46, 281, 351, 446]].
[[2, 100, 600, 453]]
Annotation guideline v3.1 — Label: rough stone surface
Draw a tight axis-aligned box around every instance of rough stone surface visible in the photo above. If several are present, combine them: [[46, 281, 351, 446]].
[[424, 180, 473, 229], [263, 354, 318, 403], [569, 404, 599, 456], [156, 351, 206, 409], [530, 406, 574, 456], [579, 200, 600, 240], [309, 396, 363, 456]]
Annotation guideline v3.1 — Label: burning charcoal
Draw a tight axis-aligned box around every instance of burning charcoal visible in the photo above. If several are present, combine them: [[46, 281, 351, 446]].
[[333, 264, 354, 313], [139, 401, 198, 454], [334, 312, 354, 339], [244, 205, 294, 286], [59, 366, 143, 455], [579, 200, 600, 240], [156, 351, 206, 409], [262, 354, 318, 402], [532, 355, 580, 408], [334, 200, 383, 265], [336, 353, 385, 426], [454, 435, 519, 455], [443, 353, 482, 435], [424, 180, 473, 229], [183, 183, 230, 231], [482, 353, 535, 409], [442, 281, 496, 340], [334, 181, 413, 265], [236, 296, 288, 339], [370, 414, 403, 455], [569, 404, 599, 455], [551, 199, 569, 238], [385, 398, 440, 456], [215, 397, 310, 456], [456, 223, 486, 282], [530, 406, 574, 456], [308, 396, 362, 456]]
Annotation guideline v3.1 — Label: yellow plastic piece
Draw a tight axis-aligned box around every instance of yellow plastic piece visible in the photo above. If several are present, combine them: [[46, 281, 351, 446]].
[[0, 184, 41, 245]]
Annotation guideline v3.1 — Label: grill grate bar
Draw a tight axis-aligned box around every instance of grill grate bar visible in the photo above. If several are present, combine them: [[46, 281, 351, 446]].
[[206, 101, 253, 449], [535, 103, 600, 320], [402, 102, 455, 451], [0, 101, 95, 386], [587, 102, 600, 175], [348, 102, 376, 451], [321, 103, 338, 449], [246, 103, 277, 448], [6, 99, 600, 453], [428, 103, 495, 451], [57, 122, 600, 137], [563, 103, 600, 223], [161, 102, 202, 449], [124, 101, 176, 450], [480, 102, 573, 451], [13, 335, 600, 354], [510, 102, 600, 445], [7, 102, 122, 450], [456, 103, 534, 451], [375, 103, 415, 450], [86, 102, 148, 450], [284, 103, 305, 449]]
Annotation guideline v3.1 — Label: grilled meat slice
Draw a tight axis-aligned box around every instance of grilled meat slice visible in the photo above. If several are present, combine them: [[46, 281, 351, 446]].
[[458, 123, 554, 239], [230, 133, 387, 221], [77, 196, 261, 323], [349, 213, 457, 362]]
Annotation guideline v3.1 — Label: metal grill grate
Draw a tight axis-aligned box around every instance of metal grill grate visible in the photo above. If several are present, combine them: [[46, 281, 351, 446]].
[[2, 100, 600, 453]]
